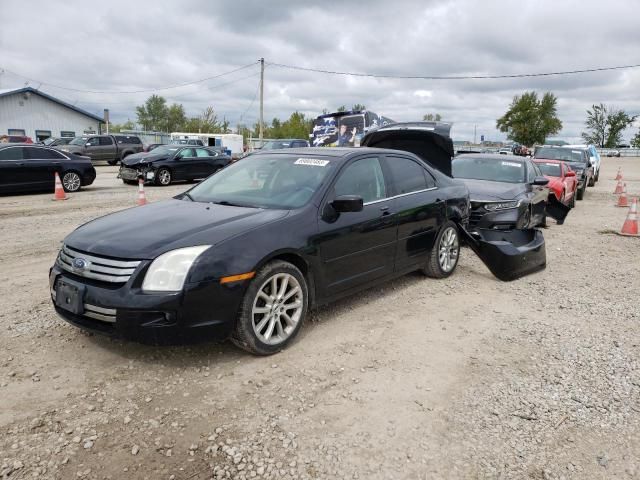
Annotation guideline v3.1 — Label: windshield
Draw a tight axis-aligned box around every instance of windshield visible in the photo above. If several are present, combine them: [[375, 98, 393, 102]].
[[535, 162, 562, 177], [452, 156, 526, 183], [187, 154, 335, 209], [262, 140, 292, 150], [150, 145, 180, 155], [534, 147, 586, 163], [42, 138, 55, 145], [69, 137, 89, 145]]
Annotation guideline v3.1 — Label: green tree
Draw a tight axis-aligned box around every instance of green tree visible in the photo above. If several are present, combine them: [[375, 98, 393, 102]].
[[582, 104, 636, 147], [496, 91, 562, 147], [352, 104, 366, 111], [135, 95, 168, 131], [423, 113, 442, 121], [336, 105, 347, 112], [632, 130, 640, 148], [108, 119, 135, 133], [166, 104, 186, 133]]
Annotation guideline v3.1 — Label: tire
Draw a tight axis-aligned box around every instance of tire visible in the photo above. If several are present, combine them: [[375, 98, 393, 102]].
[[576, 187, 584, 201], [231, 261, 308, 355], [107, 159, 119, 166], [155, 168, 172, 186], [61, 171, 82, 192], [594, 169, 599, 182], [588, 176, 595, 187], [569, 190, 576, 208], [422, 221, 460, 279]]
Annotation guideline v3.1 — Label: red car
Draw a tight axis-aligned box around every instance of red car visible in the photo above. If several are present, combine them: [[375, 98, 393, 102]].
[[0, 134, 33, 144], [533, 159, 577, 208]]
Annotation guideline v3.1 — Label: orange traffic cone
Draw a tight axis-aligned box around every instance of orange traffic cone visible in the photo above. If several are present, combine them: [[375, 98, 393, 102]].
[[618, 198, 639, 236], [614, 180, 624, 194], [53, 172, 67, 201], [137, 178, 147, 206], [615, 168, 623, 181], [616, 184, 629, 207]]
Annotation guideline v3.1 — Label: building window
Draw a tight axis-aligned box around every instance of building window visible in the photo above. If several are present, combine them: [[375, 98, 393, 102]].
[[35, 130, 52, 142], [60, 131, 75, 138], [8, 129, 26, 135]]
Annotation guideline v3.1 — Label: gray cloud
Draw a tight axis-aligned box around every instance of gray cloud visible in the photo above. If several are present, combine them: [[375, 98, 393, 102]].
[[1, 0, 639, 142]]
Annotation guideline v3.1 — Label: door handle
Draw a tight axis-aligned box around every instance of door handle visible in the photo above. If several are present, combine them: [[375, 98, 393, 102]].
[[380, 205, 391, 216]]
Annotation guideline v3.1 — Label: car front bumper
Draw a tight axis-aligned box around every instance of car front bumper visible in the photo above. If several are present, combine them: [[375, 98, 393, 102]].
[[49, 264, 244, 344], [118, 166, 156, 183], [468, 203, 529, 231]]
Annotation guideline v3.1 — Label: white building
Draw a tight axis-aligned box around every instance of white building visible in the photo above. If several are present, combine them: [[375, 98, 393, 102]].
[[0, 87, 104, 142]]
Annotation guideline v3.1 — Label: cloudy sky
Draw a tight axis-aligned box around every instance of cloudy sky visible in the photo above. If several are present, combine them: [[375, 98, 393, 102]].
[[2, 0, 639, 142]]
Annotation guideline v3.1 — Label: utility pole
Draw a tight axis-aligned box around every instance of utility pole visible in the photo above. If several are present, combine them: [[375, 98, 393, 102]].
[[474, 124, 477, 145], [259, 58, 264, 147]]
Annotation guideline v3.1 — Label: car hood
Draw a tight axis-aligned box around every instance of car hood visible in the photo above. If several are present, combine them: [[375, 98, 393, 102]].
[[122, 152, 167, 166], [459, 179, 527, 201], [64, 199, 289, 259]]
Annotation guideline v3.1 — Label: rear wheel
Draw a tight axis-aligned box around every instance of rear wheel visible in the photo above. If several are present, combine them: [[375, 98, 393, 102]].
[[62, 171, 82, 192], [422, 221, 459, 279], [576, 187, 585, 201], [232, 261, 308, 355], [155, 168, 172, 186], [588, 175, 595, 187], [107, 159, 119, 166]]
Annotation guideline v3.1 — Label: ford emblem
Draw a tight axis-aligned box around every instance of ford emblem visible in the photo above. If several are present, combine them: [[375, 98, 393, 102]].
[[72, 258, 88, 272]]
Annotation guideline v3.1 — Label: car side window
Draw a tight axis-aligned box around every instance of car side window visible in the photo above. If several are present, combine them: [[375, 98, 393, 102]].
[[0, 147, 24, 161], [195, 148, 210, 158], [180, 148, 195, 158], [99, 136, 114, 146], [24, 147, 66, 160], [86, 137, 99, 146], [386, 156, 429, 195], [532, 162, 543, 177], [333, 157, 386, 204]]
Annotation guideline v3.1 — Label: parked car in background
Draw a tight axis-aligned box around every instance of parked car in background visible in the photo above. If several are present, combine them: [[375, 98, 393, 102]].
[[0, 144, 95, 194], [259, 139, 310, 150], [533, 159, 578, 208], [59, 135, 143, 165], [562, 144, 600, 182], [1, 134, 33, 144], [498, 148, 512, 155], [143, 143, 166, 152], [118, 145, 231, 186], [606, 149, 621, 157], [50, 147, 469, 354], [42, 137, 73, 147], [451, 154, 567, 230], [533, 146, 593, 200], [170, 139, 204, 146]]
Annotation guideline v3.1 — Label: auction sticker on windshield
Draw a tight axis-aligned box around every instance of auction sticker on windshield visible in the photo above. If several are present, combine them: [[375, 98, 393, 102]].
[[294, 158, 330, 167], [502, 161, 521, 167]]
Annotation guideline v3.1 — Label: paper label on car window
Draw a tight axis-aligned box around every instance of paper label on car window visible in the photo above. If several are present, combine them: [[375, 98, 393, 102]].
[[294, 158, 329, 167], [572, 150, 581, 154], [502, 161, 521, 167]]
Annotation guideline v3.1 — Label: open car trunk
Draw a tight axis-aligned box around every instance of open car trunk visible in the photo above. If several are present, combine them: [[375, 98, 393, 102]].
[[361, 122, 551, 281]]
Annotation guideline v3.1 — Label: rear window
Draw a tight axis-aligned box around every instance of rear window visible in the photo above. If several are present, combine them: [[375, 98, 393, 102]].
[[115, 135, 141, 144], [0, 147, 24, 160], [534, 147, 586, 163]]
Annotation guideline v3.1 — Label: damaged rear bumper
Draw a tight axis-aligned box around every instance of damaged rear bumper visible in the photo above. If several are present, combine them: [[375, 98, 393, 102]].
[[459, 227, 546, 281]]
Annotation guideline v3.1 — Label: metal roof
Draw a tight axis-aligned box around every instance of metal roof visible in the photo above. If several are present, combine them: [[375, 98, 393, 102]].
[[0, 87, 104, 123]]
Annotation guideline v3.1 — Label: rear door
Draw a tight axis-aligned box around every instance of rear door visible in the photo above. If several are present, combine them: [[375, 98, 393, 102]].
[[383, 154, 444, 271], [98, 136, 116, 161], [172, 147, 196, 180], [195, 148, 218, 177], [0, 147, 26, 193], [23, 147, 60, 189], [316, 155, 396, 297]]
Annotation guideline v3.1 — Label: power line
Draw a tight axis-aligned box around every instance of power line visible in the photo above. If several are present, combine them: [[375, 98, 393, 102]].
[[238, 78, 261, 123], [266, 61, 640, 80], [1, 61, 259, 94]]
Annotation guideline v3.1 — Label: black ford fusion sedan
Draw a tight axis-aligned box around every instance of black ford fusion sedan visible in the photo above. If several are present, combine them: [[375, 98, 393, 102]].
[[50, 148, 469, 355], [118, 145, 231, 186], [451, 154, 567, 231], [0, 144, 95, 195]]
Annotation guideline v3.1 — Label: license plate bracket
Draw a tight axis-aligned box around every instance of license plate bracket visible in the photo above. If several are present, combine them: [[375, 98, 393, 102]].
[[55, 279, 85, 315]]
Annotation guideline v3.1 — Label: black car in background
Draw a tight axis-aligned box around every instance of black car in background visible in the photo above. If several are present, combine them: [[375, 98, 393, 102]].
[[451, 154, 565, 230], [259, 139, 310, 150], [533, 146, 594, 200], [118, 145, 231, 186], [50, 148, 469, 354], [0, 144, 95, 194]]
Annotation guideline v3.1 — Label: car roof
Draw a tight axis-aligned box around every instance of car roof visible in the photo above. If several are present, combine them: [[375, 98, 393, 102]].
[[251, 146, 416, 159], [456, 153, 526, 161], [533, 158, 564, 163]]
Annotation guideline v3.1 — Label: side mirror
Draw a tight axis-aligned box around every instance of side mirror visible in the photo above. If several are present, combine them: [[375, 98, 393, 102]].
[[332, 195, 363, 213], [532, 176, 549, 186], [565, 170, 576, 177]]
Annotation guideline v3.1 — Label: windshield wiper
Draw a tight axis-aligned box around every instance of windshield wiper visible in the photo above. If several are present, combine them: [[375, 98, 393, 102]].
[[211, 200, 247, 207], [181, 192, 194, 201]]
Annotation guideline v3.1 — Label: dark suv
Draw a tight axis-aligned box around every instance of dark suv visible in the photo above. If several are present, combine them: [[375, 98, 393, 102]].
[[59, 135, 143, 165]]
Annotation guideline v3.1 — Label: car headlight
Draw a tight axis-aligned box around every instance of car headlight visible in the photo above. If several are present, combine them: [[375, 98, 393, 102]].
[[483, 201, 521, 211], [142, 246, 211, 292]]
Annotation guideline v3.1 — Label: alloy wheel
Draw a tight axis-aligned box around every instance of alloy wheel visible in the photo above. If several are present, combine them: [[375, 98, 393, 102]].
[[62, 172, 81, 192], [251, 273, 303, 345], [438, 226, 459, 273], [158, 169, 171, 185]]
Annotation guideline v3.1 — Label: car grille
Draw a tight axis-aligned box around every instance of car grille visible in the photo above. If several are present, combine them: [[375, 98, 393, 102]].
[[57, 245, 141, 284]]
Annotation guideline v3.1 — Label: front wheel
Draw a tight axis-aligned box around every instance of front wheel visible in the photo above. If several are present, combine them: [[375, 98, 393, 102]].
[[107, 159, 119, 166], [155, 168, 172, 186], [422, 221, 460, 279], [576, 187, 585, 201], [62, 171, 82, 192], [232, 261, 308, 355]]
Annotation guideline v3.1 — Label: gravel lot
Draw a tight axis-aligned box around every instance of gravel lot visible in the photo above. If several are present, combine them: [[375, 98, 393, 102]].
[[1, 158, 639, 480]]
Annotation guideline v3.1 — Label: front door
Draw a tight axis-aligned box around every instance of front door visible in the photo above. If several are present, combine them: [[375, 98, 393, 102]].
[[24, 146, 57, 189], [316, 156, 396, 297], [173, 147, 197, 180]]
